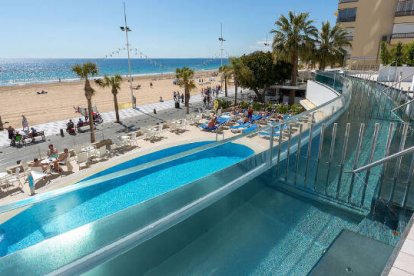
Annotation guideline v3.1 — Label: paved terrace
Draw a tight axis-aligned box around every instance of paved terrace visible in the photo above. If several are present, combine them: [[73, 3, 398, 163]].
[[0, 89, 242, 171]]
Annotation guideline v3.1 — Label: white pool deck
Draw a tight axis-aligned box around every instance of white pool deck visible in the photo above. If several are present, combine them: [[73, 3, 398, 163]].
[[387, 218, 414, 276]]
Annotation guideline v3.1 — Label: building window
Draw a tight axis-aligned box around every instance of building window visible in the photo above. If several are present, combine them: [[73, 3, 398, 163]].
[[339, 0, 358, 3], [396, 0, 414, 16], [344, 28, 354, 41], [337, 8, 357, 22]]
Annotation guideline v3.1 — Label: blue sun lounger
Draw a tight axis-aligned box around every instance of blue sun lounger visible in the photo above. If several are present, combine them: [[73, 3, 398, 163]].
[[199, 124, 218, 131], [258, 124, 288, 138], [242, 124, 258, 134], [230, 122, 251, 130]]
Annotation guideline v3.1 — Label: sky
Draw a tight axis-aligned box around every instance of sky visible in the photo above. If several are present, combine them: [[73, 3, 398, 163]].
[[0, 0, 337, 59]]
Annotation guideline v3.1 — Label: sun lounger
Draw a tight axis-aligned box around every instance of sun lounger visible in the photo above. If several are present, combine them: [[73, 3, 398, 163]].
[[216, 117, 230, 125], [199, 124, 218, 131], [258, 125, 288, 138], [242, 124, 258, 134], [251, 114, 262, 122]]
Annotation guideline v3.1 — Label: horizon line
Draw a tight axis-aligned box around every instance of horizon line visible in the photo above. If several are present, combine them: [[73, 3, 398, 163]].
[[0, 57, 233, 60]]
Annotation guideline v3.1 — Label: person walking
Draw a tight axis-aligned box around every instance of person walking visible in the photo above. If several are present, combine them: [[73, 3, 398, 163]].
[[181, 93, 184, 103], [22, 115, 29, 132]]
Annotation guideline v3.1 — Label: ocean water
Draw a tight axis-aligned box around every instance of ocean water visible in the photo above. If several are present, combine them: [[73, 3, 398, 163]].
[[0, 58, 228, 86]]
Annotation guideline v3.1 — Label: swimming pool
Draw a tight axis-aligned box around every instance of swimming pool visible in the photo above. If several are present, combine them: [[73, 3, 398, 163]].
[[0, 142, 254, 256]]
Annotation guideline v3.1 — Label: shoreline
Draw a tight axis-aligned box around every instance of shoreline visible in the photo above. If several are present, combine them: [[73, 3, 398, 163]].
[[0, 69, 221, 127], [0, 69, 219, 88]]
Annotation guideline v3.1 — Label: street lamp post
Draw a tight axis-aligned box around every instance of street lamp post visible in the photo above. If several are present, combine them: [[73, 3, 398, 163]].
[[218, 23, 226, 67], [120, 2, 135, 107], [218, 24, 226, 93]]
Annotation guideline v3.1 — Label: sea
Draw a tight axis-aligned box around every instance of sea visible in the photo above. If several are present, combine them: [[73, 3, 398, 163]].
[[0, 58, 228, 86]]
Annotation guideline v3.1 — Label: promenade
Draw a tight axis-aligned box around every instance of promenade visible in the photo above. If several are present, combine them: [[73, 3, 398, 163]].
[[0, 88, 240, 171]]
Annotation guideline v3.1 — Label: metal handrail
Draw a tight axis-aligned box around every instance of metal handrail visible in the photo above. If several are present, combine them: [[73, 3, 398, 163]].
[[350, 146, 414, 174], [377, 70, 414, 94], [0, 74, 350, 215], [391, 99, 414, 112]]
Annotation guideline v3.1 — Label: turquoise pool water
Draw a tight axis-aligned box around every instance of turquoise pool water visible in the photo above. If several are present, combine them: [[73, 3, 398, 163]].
[[86, 174, 362, 276], [0, 142, 253, 256]]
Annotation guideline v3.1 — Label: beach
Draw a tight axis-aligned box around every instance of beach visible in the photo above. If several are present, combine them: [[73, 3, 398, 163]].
[[0, 70, 222, 128]]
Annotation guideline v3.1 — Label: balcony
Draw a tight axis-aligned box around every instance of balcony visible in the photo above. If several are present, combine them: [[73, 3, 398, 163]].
[[391, 32, 414, 39], [396, 0, 414, 17], [337, 16, 356, 23], [395, 10, 414, 16], [339, 0, 358, 3], [345, 35, 354, 41]]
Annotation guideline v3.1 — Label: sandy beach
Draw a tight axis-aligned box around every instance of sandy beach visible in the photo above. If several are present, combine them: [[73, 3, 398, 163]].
[[0, 70, 222, 128]]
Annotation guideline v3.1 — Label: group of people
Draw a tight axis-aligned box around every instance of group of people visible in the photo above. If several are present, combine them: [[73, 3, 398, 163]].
[[30, 144, 70, 173], [7, 115, 41, 146], [173, 91, 185, 103], [65, 117, 90, 135], [201, 86, 221, 108]]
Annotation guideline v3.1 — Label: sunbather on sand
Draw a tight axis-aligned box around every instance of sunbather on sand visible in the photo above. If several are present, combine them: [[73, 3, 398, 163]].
[[208, 117, 217, 129]]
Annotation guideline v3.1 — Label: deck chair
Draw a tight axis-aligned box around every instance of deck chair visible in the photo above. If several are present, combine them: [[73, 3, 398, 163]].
[[76, 152, 90, 170]]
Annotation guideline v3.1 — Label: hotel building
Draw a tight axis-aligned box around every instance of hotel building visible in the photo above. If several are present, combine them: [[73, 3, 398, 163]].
[[338, 0, 414, 69]]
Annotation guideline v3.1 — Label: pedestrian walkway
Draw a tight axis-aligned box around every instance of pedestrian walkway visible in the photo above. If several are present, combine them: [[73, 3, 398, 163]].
[[0, 89, 238, 147]]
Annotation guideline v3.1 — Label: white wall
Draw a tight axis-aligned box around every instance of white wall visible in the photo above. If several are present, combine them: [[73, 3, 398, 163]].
[[378, 66, 414, 82], [393, 23, 414, 33], [306, 80, 339, 106]]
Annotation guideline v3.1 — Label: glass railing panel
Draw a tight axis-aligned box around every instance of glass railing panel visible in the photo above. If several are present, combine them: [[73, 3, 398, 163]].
[[0, 147, 271, 275], [0, 72, 353, 274]]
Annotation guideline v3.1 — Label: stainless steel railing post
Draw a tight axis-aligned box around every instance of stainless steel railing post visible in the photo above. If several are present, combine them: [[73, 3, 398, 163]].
[[294, 124, 303, 186], [360, 123, 380, 207], [304, 123, 314, 188], [325, 123, 338, 195], [285, 124, 293, 182], [277, 124, 284, 177], [390, 123, 409, 201], [377, 123, 395, 201], [314, 124, 326, 191], [348, 123, 365, 203], [268, 126, 275, 166], [337, 123, 351, 199]]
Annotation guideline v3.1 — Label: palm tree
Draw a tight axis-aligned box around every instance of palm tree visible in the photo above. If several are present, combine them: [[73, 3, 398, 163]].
[[219, 64, 232, 97], [316, 21, 351, 71], [271, 12, 317, 86], [230, 57, 249, 105], [72, 62, 99, 143], [176, 67, 196, 114], [95, 75, 123, 123]]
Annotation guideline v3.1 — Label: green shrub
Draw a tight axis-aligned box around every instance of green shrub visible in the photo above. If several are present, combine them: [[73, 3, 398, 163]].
[[239, 101, 249, 109], [218, 99, 232, 109], [252, 102, 264, 111], [289, 103, 304, 115], [266, 102, 274, 112], [276, 104, 289, 114]]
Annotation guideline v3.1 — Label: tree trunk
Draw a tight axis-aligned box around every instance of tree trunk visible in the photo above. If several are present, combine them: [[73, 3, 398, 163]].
[[87, 98, 96, 143], [319, 58, 326, 71], [253, 89, 264, 102], [289, 53, 298, 105], [291, 53, 298, 86], [113, 90, 120, 123], [224, 76, 228, 97], [85, 79, 96, 143], [234, 79, 238, 105], [185, 86, 190, 114]]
